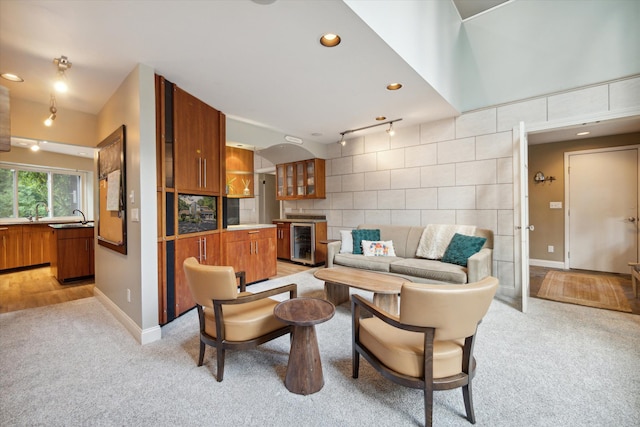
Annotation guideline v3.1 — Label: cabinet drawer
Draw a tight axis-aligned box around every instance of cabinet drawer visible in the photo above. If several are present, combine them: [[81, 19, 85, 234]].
[[224, 228, 275, 243], [55, 227, 94, 240]]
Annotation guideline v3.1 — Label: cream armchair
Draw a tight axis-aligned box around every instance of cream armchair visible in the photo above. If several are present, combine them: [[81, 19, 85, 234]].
[[183, 257, 297, 381], [352, 277, 498, 426]]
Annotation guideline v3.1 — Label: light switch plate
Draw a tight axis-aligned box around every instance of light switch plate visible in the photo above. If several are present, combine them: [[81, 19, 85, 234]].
[[131, 208, 139, 222], [550, 201, 562, 209]]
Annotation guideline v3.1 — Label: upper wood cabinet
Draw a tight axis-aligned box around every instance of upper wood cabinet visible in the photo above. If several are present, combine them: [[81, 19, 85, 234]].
[[173, 86, 222, 194], [276, 158, 325, 200], [225, 146, 254, 198]]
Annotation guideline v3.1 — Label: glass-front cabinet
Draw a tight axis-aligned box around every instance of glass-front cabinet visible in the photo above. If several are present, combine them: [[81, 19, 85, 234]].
[[276, 158, 325, 200]]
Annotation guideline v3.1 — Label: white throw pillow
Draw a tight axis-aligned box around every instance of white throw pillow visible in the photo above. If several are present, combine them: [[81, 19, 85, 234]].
[[339, 230, 354, 254], [415, 224, 476, 259], [361, 240, 396, 257]]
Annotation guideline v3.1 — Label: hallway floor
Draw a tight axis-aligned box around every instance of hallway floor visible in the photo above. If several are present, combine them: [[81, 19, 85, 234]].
[[1, 262, 637, 315]]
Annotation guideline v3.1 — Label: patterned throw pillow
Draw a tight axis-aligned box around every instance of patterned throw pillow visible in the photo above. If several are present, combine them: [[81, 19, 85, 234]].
[[351, 229, 380, 255], [339, 230, 353, 254], [362, 240, 396, 257], [441, 233, 487, 266]]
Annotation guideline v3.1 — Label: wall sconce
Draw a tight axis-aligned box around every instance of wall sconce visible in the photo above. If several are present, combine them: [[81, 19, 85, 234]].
[[533, 171, 555, 184]]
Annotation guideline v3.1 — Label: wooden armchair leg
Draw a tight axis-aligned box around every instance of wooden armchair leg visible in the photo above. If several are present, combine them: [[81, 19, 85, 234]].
[[197, 340, 205, 366], [463, 383, 476, 424], [352, 349, 360, 378], [424, 385, 433, 427], [215, 348, 225, 382]]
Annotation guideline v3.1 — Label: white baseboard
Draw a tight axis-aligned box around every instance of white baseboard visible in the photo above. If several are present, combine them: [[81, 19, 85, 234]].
[[529, 259, 565, 269], [94, 288, 162, 345]]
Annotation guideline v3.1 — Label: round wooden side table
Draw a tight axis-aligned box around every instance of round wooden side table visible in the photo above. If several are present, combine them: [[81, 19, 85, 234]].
[[273, 297, 335, 395]]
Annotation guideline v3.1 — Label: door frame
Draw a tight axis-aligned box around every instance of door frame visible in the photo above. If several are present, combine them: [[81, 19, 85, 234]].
[[513, 108, 640, 312], [564, 145, 640, 270]]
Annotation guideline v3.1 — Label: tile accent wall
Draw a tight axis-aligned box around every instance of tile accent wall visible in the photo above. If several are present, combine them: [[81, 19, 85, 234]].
[[274, 75, 640, 292]]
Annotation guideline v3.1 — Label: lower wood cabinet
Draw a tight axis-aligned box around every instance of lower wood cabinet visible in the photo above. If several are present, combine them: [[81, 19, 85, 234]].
[[0, 224, 52, 270], [50, 227, 95, 282], [23, 224, 51, 266], [274, 221, 291, 260], [0, 226, 23, 270], [222, 227, 276, 284], [174, 233, 220, 317]]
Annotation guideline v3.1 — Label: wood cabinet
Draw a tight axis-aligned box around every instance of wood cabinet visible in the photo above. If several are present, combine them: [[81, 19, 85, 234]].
[[174, 233, 220, 317], [276, 158, 325, 200], [0, 224, 52, 271], [173, 85, 221, 194], [156, 75, 227, 324], [274, 221, 291, 260], [50, 227, 94, 282], [226, 146, 254, 198], [223, 227, 276, 284], [23, 224, 51, 266], [0, 226, 23, 270]]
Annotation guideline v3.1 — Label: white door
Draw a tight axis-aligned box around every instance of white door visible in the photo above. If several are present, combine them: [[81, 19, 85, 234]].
[[514, 122, 531, 313], [567, 146, 639, 273]]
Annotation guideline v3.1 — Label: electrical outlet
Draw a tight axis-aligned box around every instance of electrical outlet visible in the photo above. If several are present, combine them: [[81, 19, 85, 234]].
[[127, 289, 131, 303], [550, 202, 562, 209], [548, 245, 554, 253]]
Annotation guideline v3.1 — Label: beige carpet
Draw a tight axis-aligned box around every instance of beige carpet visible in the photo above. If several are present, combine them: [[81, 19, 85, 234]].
[[537, 270, 632, 313]]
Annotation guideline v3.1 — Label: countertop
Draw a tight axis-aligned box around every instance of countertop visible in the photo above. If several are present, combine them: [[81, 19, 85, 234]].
[[272, 218, 327, 223], [48, 222, 95, 229], [0, 219, 95, 226], [226, 224, 276, 231]]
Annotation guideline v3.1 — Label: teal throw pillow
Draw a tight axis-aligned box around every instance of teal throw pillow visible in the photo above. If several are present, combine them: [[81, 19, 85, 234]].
[[441, 233, 487, 266], [351, 229, 380, 255]]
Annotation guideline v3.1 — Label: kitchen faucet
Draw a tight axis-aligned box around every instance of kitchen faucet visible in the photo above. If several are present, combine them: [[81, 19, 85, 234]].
[[34, 202, 48, 221], [72, 209, 88, 224]]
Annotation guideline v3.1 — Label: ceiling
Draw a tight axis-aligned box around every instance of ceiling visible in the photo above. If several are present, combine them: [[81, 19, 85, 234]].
[[0, 0, 637, 153]]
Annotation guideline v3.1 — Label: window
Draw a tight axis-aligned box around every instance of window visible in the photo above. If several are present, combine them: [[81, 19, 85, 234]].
[[0, 164, 86, 220]]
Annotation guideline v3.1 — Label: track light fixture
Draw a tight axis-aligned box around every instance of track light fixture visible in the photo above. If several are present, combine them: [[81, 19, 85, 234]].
[[44, 94, 57, 127], [337, 118, 402, 145], [386, 122, 395, 136], [53, 55, 72, 93]]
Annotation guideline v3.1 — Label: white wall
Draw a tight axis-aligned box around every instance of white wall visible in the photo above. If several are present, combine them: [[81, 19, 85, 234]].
[[345, 0, 464, 110], [460, 0, 640, 111], [95, 64, 159, 343], [282, 75, 640, 298]]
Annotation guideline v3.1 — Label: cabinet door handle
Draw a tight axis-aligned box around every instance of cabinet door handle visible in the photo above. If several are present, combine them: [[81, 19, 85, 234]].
[[203, 159, 207, 188], [198, 237, 203, 261], [255, 241, 258, 254], [203, 237, 207, 260], [198, 158, 202, 188]]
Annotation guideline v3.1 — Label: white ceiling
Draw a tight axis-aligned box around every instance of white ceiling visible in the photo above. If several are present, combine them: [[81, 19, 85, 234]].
[[0, 0, 637, 153]]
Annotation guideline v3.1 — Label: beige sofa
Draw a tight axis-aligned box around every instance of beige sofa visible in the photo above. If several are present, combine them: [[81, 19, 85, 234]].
[[326, 224, 493, 284]]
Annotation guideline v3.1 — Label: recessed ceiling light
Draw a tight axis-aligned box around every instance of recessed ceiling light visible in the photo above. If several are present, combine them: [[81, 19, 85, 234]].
[[320, 33, 341, 47], [375, 116, 386, 121], [386, 83, 402, 91], [576, 131, 590, 136], [1, 73, 24, 82]]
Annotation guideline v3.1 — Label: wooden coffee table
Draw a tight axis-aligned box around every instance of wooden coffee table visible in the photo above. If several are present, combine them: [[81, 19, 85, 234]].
[[314, 266, 406, 314], [273, 297, 335, 395]]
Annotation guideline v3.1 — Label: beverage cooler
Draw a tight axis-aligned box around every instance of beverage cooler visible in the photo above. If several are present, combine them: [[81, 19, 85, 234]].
[[290, 223, 316, 265]]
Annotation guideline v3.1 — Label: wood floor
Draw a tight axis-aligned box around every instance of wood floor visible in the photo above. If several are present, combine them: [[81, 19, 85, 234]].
[[0, 261, 312, 314], [1, 261, 636, 315]]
